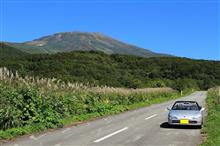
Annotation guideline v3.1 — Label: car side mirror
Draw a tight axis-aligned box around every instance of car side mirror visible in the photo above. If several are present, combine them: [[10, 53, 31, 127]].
[[200, 107, 205, 111], [167, 107, 171, 111]]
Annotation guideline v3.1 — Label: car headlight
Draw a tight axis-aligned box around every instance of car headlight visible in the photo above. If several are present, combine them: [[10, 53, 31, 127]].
[[169, 115, 178, 120], [192, 115, 202, 120]]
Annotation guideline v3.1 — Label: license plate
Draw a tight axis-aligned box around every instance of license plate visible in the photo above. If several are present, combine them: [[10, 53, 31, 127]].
[[180, 119, 189, 124]]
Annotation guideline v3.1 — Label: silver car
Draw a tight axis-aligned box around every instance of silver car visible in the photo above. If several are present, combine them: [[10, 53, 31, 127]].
[[167, 101, 205, 127]]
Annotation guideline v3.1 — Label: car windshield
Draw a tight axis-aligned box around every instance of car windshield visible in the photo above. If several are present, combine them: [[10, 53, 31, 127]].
[[172, 102, 199, 110]]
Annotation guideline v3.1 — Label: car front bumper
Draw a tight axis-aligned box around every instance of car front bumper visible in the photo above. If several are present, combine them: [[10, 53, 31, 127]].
[[168, 118, 202, 126]]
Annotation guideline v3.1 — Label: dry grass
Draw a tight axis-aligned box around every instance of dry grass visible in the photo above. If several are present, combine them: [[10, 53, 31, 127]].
[[90, 87, 174, 94], [0, 67, 179, 140], [0, 67, 89, 91], [0, 67, 175, 94]]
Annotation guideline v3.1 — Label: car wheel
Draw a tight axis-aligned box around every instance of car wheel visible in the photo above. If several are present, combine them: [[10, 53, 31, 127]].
[[198, 121, 203, 129]]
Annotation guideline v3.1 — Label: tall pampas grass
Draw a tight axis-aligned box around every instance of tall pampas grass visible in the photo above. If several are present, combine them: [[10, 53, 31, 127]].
[[0, 67, 175, 94]]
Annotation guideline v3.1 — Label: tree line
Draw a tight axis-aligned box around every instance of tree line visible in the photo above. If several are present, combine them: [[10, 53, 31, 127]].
[[0, 51, 219, 91]]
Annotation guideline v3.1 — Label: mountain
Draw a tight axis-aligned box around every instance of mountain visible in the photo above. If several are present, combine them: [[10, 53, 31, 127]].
[[0, 43, 28, 58], [6, 32, 169, 57]]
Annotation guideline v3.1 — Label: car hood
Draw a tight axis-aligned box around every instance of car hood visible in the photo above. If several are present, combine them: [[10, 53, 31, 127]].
[[169, 110, 201, 119]]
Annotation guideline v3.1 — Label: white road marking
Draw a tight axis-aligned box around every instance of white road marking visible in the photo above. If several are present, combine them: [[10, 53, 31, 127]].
[[144, 114, 157, 120], [29, 134, 46, 140], [62, 128, 70, 133], [94, 127, 128, 143], [29, 135, 37, 140], [54, 143, 61, 146], [38, 134, 46, 139], [65, 133, 73, 139]]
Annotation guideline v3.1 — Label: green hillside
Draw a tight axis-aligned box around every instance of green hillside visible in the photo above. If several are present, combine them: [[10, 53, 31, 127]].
[[0, 51, 219, 90], [0, 43, 28, 58]]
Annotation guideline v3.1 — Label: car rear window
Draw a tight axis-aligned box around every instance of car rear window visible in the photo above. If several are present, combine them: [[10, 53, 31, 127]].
[[172, 102, 199, 110]]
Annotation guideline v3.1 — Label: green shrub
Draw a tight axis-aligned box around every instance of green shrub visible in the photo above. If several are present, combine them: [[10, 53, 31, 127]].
[[0, 69, 186, 140], [201, 87, 220, 146]]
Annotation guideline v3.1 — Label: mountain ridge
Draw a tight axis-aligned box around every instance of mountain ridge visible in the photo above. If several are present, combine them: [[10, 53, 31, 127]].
[[5, 32, 170, 58]]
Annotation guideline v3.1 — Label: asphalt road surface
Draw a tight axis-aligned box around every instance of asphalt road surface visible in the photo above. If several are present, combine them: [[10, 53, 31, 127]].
[[2, 91, 207, 146]]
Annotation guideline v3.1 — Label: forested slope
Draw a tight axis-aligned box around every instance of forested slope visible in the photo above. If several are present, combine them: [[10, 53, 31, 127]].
[[0, 43, 28, 58], [0, 51, 219, 90]]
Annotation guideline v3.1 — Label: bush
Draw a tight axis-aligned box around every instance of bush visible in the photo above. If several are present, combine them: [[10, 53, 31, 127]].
[[0, 68, 183, 140], [201, 87, 220, 146]]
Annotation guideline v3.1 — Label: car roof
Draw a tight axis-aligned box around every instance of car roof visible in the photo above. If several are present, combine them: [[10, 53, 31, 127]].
[[174, 101, 198, 103]]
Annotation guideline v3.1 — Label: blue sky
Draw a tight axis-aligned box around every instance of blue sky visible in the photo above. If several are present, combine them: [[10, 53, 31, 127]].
[[0, 0, 219, 60]]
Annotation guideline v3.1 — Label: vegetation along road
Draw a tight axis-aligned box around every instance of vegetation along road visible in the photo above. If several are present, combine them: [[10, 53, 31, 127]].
[[2, 91, 207, 146]]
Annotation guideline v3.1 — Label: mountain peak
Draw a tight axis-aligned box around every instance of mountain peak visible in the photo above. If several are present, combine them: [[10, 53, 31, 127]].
[[7, 31, 169, 57]]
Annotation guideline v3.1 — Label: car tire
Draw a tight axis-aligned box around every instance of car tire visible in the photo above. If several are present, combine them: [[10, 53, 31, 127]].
[[198, 121, 203, 129], [200, 119, 204, 128]]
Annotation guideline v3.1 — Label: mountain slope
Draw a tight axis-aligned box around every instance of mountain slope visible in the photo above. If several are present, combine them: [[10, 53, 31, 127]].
[[6, 32, 169, 57], [0, 43, 28, 58]]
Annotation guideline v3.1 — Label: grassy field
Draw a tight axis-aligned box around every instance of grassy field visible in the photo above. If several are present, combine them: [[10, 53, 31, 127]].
[[0, 68, 187, 140], [201, 87, 220, 146]]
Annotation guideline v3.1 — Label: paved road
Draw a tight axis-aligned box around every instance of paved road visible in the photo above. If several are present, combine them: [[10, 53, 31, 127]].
[[2, 91, 207, 146]]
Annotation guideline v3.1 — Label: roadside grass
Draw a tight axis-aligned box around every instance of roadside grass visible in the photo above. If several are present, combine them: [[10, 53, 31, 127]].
[[201, 87, 220, 146], [0, 68, 190, 141]]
